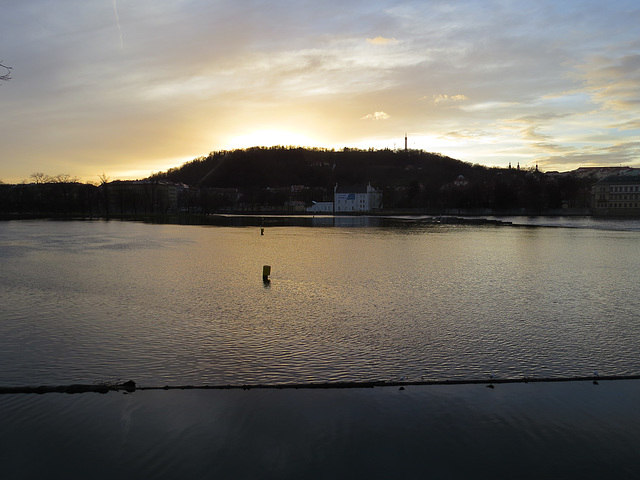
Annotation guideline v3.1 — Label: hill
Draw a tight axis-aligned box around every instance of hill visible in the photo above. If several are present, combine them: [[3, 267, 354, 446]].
[[152, 146, 492, 188], [151, 146, 591, 211], [0, 147, 599, 216]]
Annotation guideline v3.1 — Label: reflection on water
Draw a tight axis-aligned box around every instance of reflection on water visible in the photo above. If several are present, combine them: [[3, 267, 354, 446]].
[[492, 215, 640, 231], [3, 218, 640, 479], [1, 218, 640, 387], [2, 381, 639, 479]]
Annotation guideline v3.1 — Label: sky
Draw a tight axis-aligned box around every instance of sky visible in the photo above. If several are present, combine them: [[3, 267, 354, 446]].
[[1, 0, 639, 183]]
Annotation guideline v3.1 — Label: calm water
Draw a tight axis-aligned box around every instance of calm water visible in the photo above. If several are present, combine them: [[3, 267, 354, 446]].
[[1, 217, 640, 386], [2, 217, 640, 479], [2, 381, 640, 479]]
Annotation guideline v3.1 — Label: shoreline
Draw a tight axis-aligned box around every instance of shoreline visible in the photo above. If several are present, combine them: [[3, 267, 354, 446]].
[[4, 207, 640, 222]]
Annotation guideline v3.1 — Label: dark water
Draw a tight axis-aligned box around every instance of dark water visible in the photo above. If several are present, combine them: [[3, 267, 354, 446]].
[[2, 382, 639, 479], [2, 217, 640, 478]]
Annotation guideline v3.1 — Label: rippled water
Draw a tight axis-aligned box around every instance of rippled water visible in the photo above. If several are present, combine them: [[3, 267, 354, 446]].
[[1, 217, 640, 387], [3, 217, 640, 479]]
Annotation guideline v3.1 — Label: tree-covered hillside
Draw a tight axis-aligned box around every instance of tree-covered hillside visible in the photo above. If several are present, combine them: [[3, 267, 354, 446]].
[[152, 146, 487, 189], [150, 146, 594, 212], [0, 146, 598, 217]]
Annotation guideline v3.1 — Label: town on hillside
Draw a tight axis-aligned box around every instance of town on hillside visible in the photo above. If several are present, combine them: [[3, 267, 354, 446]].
[[1, 147, 639, 218]]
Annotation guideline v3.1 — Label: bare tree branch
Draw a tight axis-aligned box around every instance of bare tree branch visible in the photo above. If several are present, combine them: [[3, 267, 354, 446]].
[[1, 61, 12, 81], [30, 172, 51, 184], [53, 173, 80, 184]]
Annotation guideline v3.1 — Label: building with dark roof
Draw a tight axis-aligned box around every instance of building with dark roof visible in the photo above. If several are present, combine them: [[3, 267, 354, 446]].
[[592, 175, 640, 215]]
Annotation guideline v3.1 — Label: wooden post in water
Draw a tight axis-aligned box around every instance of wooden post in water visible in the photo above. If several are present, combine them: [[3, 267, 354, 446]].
[[262, 265, 271, 283]]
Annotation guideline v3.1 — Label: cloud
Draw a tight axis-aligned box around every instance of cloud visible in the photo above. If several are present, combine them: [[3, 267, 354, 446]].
[[521, 125, 550, 142], [572, 52, 640, 112], [366, 36, 399, 46], [441, 129, 490, 140], [430, 94, 469, 105], [537, 140, 640, 170], [614, 119, 640, 131], [2, 0, 640, 180], [458, 101, 520, 112], [361, 111, 390, 121]]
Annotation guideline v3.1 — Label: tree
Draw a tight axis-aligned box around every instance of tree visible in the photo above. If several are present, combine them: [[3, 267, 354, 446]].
[[53, 173, 79, 184], [0, 61, 11, 81], [98, 173, 110, 185], [30, 172, 50, 184], [98, 173, 111, 216]]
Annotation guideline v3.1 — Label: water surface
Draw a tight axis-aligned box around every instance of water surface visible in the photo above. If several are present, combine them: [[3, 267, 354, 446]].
[[2, 381, 639, 480], [3, 217, 640, 479], [1, 218, 639, 386]]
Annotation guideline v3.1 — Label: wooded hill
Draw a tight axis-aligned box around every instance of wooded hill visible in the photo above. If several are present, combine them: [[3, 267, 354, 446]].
[[153, 146, 484, 189], [151, 146, 593, 211], [0, 147, 595, 216]]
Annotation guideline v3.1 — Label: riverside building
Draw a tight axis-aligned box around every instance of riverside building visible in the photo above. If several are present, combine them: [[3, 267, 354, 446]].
[[334, 183, 383, 213], [592, 175, 640, 215]]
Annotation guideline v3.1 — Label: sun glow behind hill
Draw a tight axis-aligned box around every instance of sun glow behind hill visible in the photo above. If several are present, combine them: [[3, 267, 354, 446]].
[[225, 130, 318, 150], [3, 2, 640, 183]]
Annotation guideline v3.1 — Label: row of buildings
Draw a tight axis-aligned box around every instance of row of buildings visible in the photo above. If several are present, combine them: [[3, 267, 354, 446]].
[[102, 181, 383, 215], [4, 171, 640, 216], [591, 175, 640, 215]]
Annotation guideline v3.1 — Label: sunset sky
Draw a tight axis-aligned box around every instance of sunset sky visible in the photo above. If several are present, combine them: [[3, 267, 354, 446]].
[[1, 0, 639, 183]]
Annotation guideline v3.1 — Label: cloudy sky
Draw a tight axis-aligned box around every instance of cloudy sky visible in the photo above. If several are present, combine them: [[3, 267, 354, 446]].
[[1, 0, 639, 183]]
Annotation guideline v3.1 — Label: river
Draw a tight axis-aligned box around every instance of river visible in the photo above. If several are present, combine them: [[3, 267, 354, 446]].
[[1, 217, 639, 478], [1, 217, 639, 386]]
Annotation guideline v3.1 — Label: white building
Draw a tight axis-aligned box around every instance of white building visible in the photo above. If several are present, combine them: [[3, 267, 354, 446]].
[[334, 183, 382, 213]]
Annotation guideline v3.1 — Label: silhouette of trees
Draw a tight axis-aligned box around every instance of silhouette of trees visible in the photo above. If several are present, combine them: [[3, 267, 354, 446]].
[[30, 172, 50, 184], [98, 173, 111, 216], [147, 146, 599, 213], [0, 148, 602, 216], [0, 173, 99, 217]]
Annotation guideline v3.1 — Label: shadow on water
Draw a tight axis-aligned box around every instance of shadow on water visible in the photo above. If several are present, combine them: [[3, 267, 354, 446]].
[[2, 381, 640, 479]]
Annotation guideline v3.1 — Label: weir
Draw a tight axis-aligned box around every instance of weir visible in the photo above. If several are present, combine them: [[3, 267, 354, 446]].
[[2, 374, 639, 395]]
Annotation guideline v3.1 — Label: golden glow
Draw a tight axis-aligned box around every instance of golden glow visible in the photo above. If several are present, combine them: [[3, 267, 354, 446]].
[[3, 2, 640, 182], [109, 157, 195, 181], [366, 36, 399, 45], [226, 130, 317, 150]]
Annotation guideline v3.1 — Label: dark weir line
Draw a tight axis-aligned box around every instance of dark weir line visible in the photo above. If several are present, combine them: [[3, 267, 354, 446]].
[[2, 375, 640, 395]]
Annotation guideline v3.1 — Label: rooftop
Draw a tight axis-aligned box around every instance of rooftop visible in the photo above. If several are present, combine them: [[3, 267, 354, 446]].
[[595, 174, 640, 185]]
